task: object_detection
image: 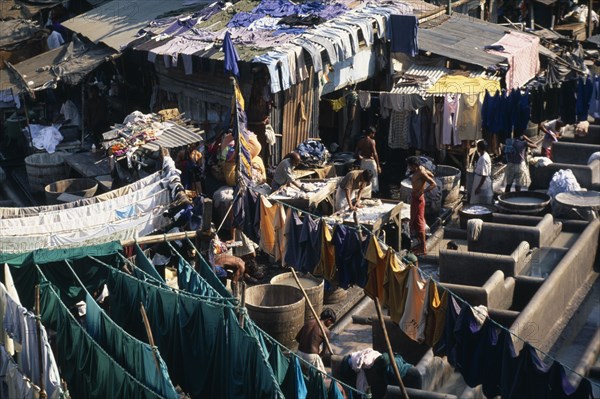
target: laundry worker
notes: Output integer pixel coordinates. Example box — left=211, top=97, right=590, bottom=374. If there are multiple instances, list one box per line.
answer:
left=175, top=142, right=203, bottom=192
left=504, top=135, right=536, bottom=193
left=406, top=156, right=437, bottom=256
left=540, top=118, right=564, bottom=159
left=271, top=151, right=303, bottom=191
left=208, top=229, right=246, bottom=286
left=57, top=98, right=81, bottom=128
left=471, top=140, right=493, bottom=205
left=335, top=169, right=373, bottom=211
left=295, top=308, right=336, bottom=374
left=355, top=126, right=381, bottom=193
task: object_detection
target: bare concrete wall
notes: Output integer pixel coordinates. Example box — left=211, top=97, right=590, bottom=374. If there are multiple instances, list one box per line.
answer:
left=509, top=220, right=600, bottom=352
left=552, top=142, right=600, bottom=165
left=439, top=242, right=530, bottom=285
left=531, top=160, right=600, bottom=189
left=468, top=214, right=561, bottom=253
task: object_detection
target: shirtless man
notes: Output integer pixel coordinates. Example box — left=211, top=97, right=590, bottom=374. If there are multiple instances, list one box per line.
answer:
left=355, top=127, right=381, bottom=192
left=407, top=156, right=437, bottom=255
left=295, top=308, right=336, bottom=373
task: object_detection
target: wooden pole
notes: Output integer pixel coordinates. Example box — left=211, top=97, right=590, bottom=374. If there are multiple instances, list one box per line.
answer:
left=34, top=285, right=47, bottom=399
left=81, top=84, right=85, bottom=149
left=121, top=230, right=197, bottom=247
left=239, top=281, right=246, bottom=328
left=588, top=0, right=594, bottom=38
left=140, top=303, right=161, bottom=373
left=374, top=297, right=409, bottom=399
left=288, top=268, right=334, bottom=356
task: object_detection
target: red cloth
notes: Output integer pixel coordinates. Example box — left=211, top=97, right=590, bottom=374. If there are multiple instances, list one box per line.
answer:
left=410, top=191, right=426, bottom=235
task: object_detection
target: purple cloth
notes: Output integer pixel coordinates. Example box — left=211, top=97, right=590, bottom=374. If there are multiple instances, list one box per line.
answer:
left=223, top=31, right=240, bottom=78
left=227, top=0, right=347, bottom=28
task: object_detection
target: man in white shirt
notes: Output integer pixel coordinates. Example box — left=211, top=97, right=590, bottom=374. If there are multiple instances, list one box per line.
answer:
left=470, top=140, right=493, bottom=205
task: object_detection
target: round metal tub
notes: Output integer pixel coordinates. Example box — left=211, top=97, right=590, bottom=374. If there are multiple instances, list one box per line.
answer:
left=554, top=190, right=600, bottom=221
left=270, top=272, right=324, bottom=322
left=245, top=284, right=305, bottom=350
left=459, top=204, right=497, bottom=229
left=497, top=191, right=551, bottom=215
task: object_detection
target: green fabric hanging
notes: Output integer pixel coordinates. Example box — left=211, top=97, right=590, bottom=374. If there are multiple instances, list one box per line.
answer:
left=306, top=368, right=327, bottom=399
left=281, top=357, right=307, bottom=399
left=38, top=281, right=165, bottom=399
left=2, top=242, right=120, bottom=310
left=268, top=344, right=290, bottom=386
left=135, top=244, right=165, bottom=283
left=107, top=266, right=283, bottom=399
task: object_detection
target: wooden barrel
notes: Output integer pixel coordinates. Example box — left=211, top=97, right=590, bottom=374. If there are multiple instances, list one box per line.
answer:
left=271, top=272, right=324, bottom=322
left=435, top=165, right=461, bottom=206
left=25, top=153, right=69, bottom=193
left=44, top=178, right=98, bottom=205
left=246, top=284, right=305, bottom=350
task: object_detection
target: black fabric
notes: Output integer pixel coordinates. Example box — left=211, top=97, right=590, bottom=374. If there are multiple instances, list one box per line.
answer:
left=544, top=86, right=561, bottom=120
left=278, top=14, right=326, bottom=26
left=529, top=86, right=545, bottom=124
left=560, top=79, right=577, bottom=124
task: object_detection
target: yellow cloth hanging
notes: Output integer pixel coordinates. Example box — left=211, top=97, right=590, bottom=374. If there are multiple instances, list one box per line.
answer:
left=313, top=220, right=336, bottom=282
left=381, top=252, right=410, bottom=323
left=364, top=236, right=388, bottom=300
left=329, top=97, right=346, bottom=112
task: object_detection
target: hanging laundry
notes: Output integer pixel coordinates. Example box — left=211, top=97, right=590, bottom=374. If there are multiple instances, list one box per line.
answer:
left=364, top=235, right=388, bottom=300
left=381, top=252, right=410, bottom=324
left=298, top=213, right=321, bottom=273
left=358, top=91, right=371, bottom=109
left=390, top=15, right=418, bottom=56
left=388, top=110, right=411, bottom=149
left=589, top=75, right=600, bottom=119
left=576, top=76, right=593, bottom=122
left=544, top=86, right=561, bottom=120
left=529, top=85, right=545, bottom=124
left=306, top=367, right=327, bottom=398
left=281, top=356, right=307, bottom=399
left=457, top=93, right=482, bottom=141
left=333, top=225, right=368, bottom=289
left=284, top=209, right=304, bottom=268
left=418, top=281, right=447, bottom=347
left=398, top=267, right=427, bottom=341
left=0, top=345, right=42, bottom=399
left=511, top=89, right=531, bottom=134
left=260, top=196, right=279, bottom=258
left=560, top=79, right=577, bottom=124
left=2, top=282, right=63, bottom=399
left=313, top=220, right=336, bottom=282
left=268, top=344, right=289, bottom=385
left=329, top=96, right=346, bottom=112
left=442, top=94, right=461, bottom=146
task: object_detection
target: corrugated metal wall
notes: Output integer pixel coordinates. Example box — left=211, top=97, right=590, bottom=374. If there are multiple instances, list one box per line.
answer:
left=272, top=68, right=320, bottom=161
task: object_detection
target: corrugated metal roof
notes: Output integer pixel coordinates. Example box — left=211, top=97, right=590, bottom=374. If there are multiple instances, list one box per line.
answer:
left=390, top=65, right=449, bottom=95
left=387, top=66, right=500, bottom=96
left=142, top=124, right=204, bottom=151
left=62, top=0, right=198, bottom=51
left=419, top=15, right=511, bottom=68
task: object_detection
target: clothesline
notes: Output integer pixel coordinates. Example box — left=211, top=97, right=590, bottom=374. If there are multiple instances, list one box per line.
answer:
left=253, top=188, right=600, bottom=390
left=126, top=237, right=372, bottom=399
